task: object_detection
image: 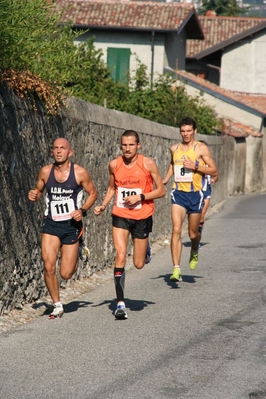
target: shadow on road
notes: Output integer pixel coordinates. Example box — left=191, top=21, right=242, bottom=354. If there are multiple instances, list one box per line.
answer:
left=183, top=241, right=209, bottom=249
left=92, top=297, right=156, bottom=315
left=63, top=301, right=93, bottom=313
left=32, top=300, right=93, bottom=316
left=154, top=273, right=203, bottom=288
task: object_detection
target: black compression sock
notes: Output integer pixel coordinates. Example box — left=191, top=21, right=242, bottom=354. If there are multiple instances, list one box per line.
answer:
left=114, top=267, right=125, bottom=302
left=198, top=222, right=204, bottom=234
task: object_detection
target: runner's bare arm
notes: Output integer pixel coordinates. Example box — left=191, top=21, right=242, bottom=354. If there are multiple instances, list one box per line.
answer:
left=71, top=166, right=97, bottom=221
left=200, top=144, right=218, bottom=177
left=182, top=142, right=218, bottom=178
left=143, top=158, right=166, bottom=201
left=94, top=160, right=116, bottom=215
left=162, top=146, right=175, bottom=184
left=28, top=166, right=49, bottom=202
left=77, top=167, right=98, bottom=210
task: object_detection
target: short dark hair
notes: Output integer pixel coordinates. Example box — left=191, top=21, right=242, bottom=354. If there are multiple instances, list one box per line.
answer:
left=179, top=117, right=197, bottom=130
left=121, top=130, right=140, bottom=144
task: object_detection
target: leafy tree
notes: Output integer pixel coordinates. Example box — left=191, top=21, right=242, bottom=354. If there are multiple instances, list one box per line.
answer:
left=1, top=0, right=94, bottom=84
left=121, top=66, right=178, bottom=126
left=0, top=0, right=220, bottom=132
left=0, top=0, right=112, bottom=112
left=199, top=0, right=247, bottom=16
left=226, top=0, right=249, bottom=16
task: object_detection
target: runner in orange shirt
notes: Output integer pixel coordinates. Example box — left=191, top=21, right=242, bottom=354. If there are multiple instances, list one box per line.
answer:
left=94, top=130, right=165, bottom=319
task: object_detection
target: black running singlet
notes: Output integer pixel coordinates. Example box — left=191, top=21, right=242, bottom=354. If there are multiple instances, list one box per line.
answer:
left=44, top=163, right=83, bottom=221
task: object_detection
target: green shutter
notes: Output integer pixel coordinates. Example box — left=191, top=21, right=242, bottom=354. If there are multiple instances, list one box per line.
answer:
left=107, top=48, right=130, bottom=84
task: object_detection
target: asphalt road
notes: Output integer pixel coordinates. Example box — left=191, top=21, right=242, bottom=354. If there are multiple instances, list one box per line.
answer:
left=1, top=193, right=266, bottom=399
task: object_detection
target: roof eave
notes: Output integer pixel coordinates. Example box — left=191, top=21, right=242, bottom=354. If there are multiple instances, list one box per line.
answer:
left=61, top=5, right=204, bottom=37
left=72, top=24, right=192, bottom=33
left=178, top=10, right=205, bottom=40
left=189, top=20, right=266, bottom=60
left=176, top=72, right=266, bottom=118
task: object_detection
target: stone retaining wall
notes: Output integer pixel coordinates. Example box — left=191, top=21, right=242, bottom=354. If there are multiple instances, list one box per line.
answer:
left=0, top=85, right=238, bottom=314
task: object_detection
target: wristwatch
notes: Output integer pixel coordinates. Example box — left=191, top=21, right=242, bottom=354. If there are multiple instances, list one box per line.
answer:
left=140, top=194, right=145, bottom=202
left=80, top=208, right=87, bottom=217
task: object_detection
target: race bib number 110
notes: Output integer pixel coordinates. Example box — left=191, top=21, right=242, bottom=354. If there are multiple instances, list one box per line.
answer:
left=117, top=187, right=142, bottom=209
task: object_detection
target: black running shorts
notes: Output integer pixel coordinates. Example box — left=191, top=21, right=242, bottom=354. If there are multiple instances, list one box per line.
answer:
left=42, top=218, right=83, bottom=245
left=112, top=214, right=153, bottom=239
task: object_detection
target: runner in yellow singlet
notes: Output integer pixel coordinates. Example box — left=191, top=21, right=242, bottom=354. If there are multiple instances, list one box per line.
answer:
left=163, top=117, right=218, bottom=282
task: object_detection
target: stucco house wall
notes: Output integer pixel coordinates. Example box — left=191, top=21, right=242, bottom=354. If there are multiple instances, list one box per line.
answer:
left=263, top=130, right=266, bottom=189
left=233, top=138, right=246, bottom=195
left=220, top=30, right=266, bottom=94
left=165, top=30, right=186, bottom=71
left=245, top=136, right=264, bottom=193
left=75, top=30, right=170, bottom=78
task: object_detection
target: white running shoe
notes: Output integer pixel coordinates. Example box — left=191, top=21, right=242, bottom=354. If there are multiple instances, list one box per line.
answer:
left=48, top=304, right=64, bottom=319
left=79, top=240, right=90, bottom=262
left=114, top=302, right=128, bottom=320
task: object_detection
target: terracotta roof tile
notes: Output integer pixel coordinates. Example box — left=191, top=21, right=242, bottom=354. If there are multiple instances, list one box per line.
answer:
left=231, top=92, right=266, bottom=115
left=176, top=70, right=266, bottom=116
left=56, top=0, right=196, bottom=30
left=187, top=15, right=266, bottom=57
left=222, top=119, right=263, bottom=138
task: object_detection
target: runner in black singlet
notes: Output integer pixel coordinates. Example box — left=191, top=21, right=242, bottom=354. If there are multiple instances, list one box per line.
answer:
left=28, top=138, right=97, bottom=319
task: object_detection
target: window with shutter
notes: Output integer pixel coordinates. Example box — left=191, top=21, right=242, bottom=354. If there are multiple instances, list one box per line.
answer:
left=107, top=48, right=131, bottom=84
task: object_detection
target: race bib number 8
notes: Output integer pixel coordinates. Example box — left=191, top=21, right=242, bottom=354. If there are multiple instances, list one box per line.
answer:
left=174, top=165, right=193, bottom=182
left=117, top=187, right=142, bottom=209
left=51, top=198, right=75, bottom=221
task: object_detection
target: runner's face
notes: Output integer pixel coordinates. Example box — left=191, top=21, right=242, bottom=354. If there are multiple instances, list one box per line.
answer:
left=52, top=139, right=72, bottom=164
left=180, top=124, right=196, bottom=144
left=121, top=136, right=140, bottom=161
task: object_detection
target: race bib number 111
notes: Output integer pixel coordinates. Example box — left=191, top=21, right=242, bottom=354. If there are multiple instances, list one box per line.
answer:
left=51, top=198, right=75, bottom=221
